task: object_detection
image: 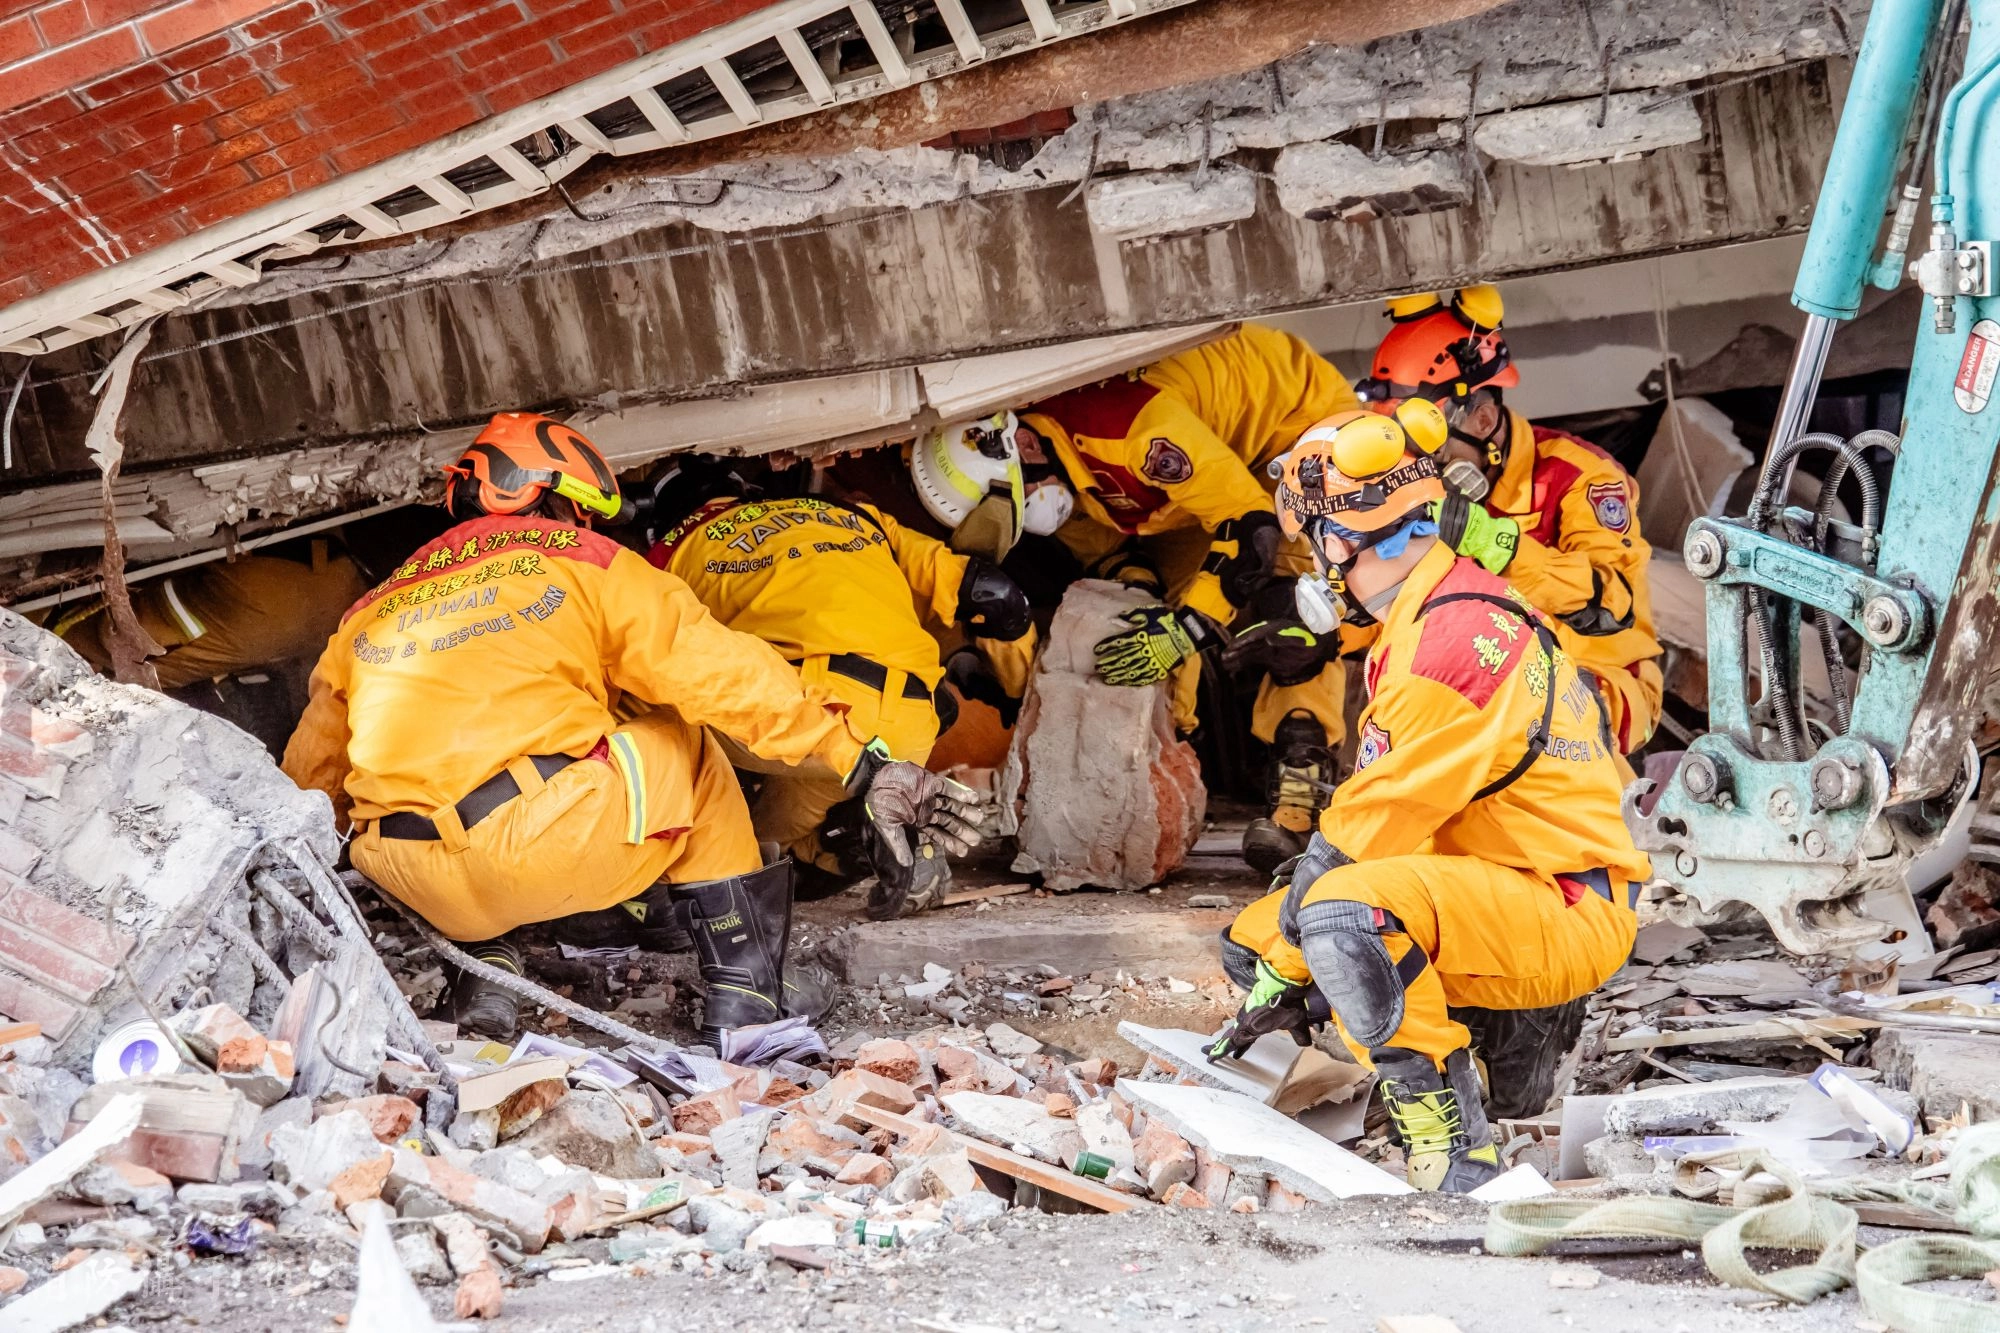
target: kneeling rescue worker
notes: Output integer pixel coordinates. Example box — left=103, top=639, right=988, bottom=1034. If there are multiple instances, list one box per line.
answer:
left=282, top=413, right=981, bottom=1044
left=644, top=456, right=1036, bottom=918
left=1208, top=400, right=1647, bottom=1193
left=911, top=325, right=1364, bottom=873
left=1359, top=284, right=1664, bottom=758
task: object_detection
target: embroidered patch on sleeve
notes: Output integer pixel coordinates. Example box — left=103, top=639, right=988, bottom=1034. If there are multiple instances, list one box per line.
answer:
left=1586, top=481, right=1631, bottom=533
left=1140, top=437, right=1194, bottom=485
left=1355, top=718, right=1393, bottom=770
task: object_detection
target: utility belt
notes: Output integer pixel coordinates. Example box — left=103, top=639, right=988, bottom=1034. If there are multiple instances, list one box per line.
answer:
left=823, top=652, right=935, bottom=702
left=376, top=752, right=585, bottom=841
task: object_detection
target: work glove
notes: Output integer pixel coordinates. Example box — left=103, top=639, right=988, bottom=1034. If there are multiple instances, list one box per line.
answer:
left=1430, top=492, right=1519, bottom=575
left=1093, top=604, right=1210, bottom=687
left=1206, top=959, right=1315, bottom=1062
left=1220, top=618, right=1334, bottom=687
left=944, top=649, right=1021, bottom=728
left=846, top=741, right=987, bottom=863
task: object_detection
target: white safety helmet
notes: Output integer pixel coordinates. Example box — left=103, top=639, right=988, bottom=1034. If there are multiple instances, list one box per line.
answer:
left=912, top=412, right=1028, bottom=561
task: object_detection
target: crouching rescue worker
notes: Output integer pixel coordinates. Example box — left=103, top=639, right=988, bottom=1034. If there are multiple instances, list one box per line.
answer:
left=911, top=324, right=1364, bottom=873
left=1359, top=285, right=1664, bottom=757
left=281, top=413, right=982, bottom=1045
left=644, top=457, right=1037, bottom=918
left=1208, top=401, right=1646, bottom=1193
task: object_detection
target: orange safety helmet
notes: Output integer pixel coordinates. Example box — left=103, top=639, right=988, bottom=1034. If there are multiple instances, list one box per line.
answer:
left=1356, top=284, right=1518, bottom=408
left=1272, top=400, right=1450, bottom=540
left=443, top=412, right=629, bottom=526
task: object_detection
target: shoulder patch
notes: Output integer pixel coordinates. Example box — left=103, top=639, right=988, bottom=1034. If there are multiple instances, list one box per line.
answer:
left=1408, top=565, right=1534, bottom=708
left=1140, top=437, right=1194, bottom=485
left=1586, top=480, right=1632, bottom=533
left=1355, top=718, right=1392, bottom=770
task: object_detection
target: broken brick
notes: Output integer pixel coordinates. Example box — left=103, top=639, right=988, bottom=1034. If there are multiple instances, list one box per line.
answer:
left=766, top=1115, right=869, bottom=1165
left=855, top=1038, right=922, bottom=1087
left=1162, top=1182, right=1210, bottom=1208
left=329, top=1152, right=393, bottom=1211
left=1927, top=862, right=2000, bottom=950
left=807, top=1069, right=920, bottom=1130
left=1133, top=1121, right=1196, bottom=1196
left=320, top=1094, right=420, bottom=1146
left=216, top=1037, right=295, bottom=1108
left=455, top=1265, right=504, bottom=1320
left=0, top=1265, right=23, bottom=1294
left=670, top=1087, right=742, bottom=1137
left=835, top=1154, right=894, bottom=1188
left=1043, top=1093, right=1076, bottom=1119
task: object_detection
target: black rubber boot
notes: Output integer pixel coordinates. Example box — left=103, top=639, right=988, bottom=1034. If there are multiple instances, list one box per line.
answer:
left=865, top=826, right=951, bottom=921
left=1453, top=997, right=1589, bottom=1119
left=669, top=861, right=794, bottom=1048
left=1374, top=1046, right=1504, bottom=1194
left=1242, top=713, right=1337, bottom=878
left=448, top=940, right=526, bottom=1043
left=547, top=893, right=690, bottom=953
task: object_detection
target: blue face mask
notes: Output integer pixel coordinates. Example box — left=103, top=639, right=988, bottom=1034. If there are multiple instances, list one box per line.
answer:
left=1321, top=516, right=1439, bottom=563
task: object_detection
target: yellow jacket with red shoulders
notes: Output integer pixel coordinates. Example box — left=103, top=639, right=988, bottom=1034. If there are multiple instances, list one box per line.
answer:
left=1021, top=324, right=1359, bottom=624
left=1488, top=410, right=1663, bottom=749
left=646, top=495, right=1038, bottom=699
left=281, top=515, right=867, bottom=831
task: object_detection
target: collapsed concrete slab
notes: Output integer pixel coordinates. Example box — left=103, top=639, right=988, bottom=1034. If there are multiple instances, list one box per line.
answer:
left=0, top=609, right=432, bottom=1099
left=1870, top=1027, right=2000, bottom=1122
left=1001, top=581, right=1205, bottom=892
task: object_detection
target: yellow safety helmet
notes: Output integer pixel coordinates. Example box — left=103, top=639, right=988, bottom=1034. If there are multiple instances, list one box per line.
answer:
left=1271, top=400, right=1450, bottom=539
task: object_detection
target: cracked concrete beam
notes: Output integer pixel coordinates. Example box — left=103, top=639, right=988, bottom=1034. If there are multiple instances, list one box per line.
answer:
left=1474, top=93, right=1704, bottom=167
left=1272, top=143, right=1473, bottom=221
left=1085, top=168, right=1258, bottom=241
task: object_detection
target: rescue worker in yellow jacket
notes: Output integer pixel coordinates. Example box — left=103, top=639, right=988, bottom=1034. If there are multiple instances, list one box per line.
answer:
left=1208, top=402, right=1646, bottom=1193
left=1357, top=285, right=1664, bottom=756
left=910, top=324, right=1363, bottom=874
left=56, top=544, right=370, bottom=692
left=282, top=413, right=981, bottom=1044
left=643, top=457, right=1037, bottom=918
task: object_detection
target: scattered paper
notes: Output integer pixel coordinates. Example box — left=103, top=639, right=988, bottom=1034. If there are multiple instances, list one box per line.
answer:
left=4, top=1252, right=147, bottom=1333
left=1808, top=1064, right=1916, bottom=1155
left=1117, top=1078, right=1413, bottom=1200
left=509, top=1033, right=636, bottom=1087
left=720, top=1015, right=827, bottom=1067
left=456, top=1057, right=571, bottom=1114
left=1467, top=1162, right=1554, bottom=1202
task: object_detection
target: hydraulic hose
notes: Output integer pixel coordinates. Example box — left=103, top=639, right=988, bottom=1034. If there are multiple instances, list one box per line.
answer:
left=1749, top=431, right=1882, bottom=531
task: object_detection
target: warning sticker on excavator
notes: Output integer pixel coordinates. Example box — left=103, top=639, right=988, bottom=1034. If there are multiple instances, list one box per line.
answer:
left=1954, top=318, right=2000, bottom=413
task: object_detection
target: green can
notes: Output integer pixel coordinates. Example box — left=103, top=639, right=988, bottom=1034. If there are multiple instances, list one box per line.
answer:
left=1071, top=1151, right=1114, bottom=1180
left=853, top=1219, right=900, bottom=1248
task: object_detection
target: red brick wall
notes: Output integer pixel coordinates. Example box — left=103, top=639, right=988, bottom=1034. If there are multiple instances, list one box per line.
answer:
left=0, top=0, right=776, bottom=310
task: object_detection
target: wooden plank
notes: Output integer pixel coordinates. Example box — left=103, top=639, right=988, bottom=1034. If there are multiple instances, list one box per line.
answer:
left=1605, top=1016, right=1876, bottom=1052
left=842, top=1102, right=1149, bottom=1213
left=938, top=881, right=1034, bottom=908
left=1850, top=1202, right=1969, bottom=1233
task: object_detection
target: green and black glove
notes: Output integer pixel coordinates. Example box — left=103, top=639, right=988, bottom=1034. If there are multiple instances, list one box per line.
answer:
left=1206, top=959, right=1315, bottom=1061
left=1431, top=492, right=1520, bottom=575
left=1094, top=604, right=1211, bottom=687
left=1220, top=618, right=1334, bottom=686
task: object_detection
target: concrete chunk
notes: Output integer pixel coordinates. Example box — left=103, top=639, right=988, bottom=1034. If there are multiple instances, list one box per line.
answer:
left=1599, top=1075, right=1914, bottom=1136
left=1871, top=1028, right=2000, bottom=1121
left=942, top=1091, right=1083, bottom=1165
left=504, top=1089, right=659, bottom=1179
left=1000, top=581, right=1204, bottom=891
left=1273, top=141, right=1470, bottom=221
left=1117, top=1079, right=1412, bottom=1202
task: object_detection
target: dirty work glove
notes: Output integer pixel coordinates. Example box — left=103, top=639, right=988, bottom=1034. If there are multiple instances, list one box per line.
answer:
left=1093, top=604, right=1210, bottom=687
left=846, top=740, right=987, bottom=863
left=1430, top=493, right=1519, bottom=575
left=944, top=649, right=1020, bottom=728
left=1206, top=959, right=1314, bottom=1062
left=1221, top=618, right=1334, bottom=686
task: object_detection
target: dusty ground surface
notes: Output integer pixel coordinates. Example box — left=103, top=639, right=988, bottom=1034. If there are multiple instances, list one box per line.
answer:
left=139, top=1195, right=1884, bottom=1332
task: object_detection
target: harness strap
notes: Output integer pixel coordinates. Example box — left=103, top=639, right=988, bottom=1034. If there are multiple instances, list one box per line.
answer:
left=1415, top=590, right=1562, bottom=802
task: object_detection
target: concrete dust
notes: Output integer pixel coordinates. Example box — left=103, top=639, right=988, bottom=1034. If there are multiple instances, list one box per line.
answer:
left=144, top=1198, right=1870, bottom=1332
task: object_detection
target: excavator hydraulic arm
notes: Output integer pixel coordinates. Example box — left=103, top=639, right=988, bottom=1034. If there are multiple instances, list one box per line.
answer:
left=1630, top=0, right=2000, bottom=953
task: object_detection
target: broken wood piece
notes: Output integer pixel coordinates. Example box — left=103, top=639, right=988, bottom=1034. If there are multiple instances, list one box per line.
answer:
left=837, top=1101, right=1148, bottom=1214
left=1846, top=1201, right=1969, bottom=1233
left=1604, top=1016, right=1876, bottom=1052
left=938, top=881, right=1034, bottom=908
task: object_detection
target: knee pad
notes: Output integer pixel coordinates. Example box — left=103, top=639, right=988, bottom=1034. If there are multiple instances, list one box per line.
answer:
left=1217, top=930, right=1259, bottom=990
left=1295, top=898, right=1405, bottom=1049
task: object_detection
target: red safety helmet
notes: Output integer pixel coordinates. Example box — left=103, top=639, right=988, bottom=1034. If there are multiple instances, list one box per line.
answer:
left=443, top=412, right=629, bottom=526
left=1356, top=284, right=1519, bottom=409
